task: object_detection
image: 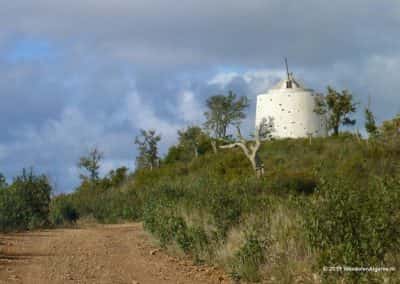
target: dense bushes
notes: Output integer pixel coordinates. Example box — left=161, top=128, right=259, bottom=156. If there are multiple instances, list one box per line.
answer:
left=49, top=194, right=79, bottom=226
left=0, top=166, right=139, bottom=231
left=140, top=176, right=275, bottom=280
left=0, top=169, right=52, bottom=231
left=71, top=180, right=141, bottom=223
left=66, top=167, right=143, bottom=223
left=305, top=175, right=400, bottom=282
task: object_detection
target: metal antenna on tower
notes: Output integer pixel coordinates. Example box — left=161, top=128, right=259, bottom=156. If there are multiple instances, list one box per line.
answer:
left=284, top=58, right=292, bottom=88
left=285, top=57, right=290, bottom=81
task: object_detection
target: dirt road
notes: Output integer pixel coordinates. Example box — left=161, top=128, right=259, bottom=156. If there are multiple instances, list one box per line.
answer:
left=0, top=223, right=227, bottom=284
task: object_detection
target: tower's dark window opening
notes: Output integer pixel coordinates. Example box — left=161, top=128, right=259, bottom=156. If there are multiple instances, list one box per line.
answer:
left=286, top=81, right=292, bottom=88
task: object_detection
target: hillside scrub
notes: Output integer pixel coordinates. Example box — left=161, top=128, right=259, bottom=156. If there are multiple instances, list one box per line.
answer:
left=58, top=134, right=399, bottom=282
left=305, top=175, right=400, bottom=283
left=4, top=133, right=398, bottom=282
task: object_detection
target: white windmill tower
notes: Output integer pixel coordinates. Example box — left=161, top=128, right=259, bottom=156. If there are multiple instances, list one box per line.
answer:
left=255, top=60, right=327, bottom=138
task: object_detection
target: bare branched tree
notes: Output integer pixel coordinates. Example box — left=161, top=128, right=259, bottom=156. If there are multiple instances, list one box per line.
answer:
left=219, top=117, right=274, bottom=177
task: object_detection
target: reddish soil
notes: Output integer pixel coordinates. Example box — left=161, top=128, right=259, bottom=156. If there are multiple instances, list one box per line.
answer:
left=0, top=223, right=228, bottom=284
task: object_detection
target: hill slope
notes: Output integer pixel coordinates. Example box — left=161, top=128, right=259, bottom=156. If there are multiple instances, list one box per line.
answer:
left=65, top=135, right=400, bottom=283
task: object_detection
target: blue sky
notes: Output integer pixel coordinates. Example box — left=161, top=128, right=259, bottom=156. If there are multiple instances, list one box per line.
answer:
left=6, top=39, right=54, bottom=62
left=0, top=0, right=400, bottom=192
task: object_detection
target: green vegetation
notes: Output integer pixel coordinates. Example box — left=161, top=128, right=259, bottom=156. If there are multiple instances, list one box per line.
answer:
left=314, top=86, right=357, bottom=135
left=49, top=194, right=79, bottom=226
left=78, top=147, right=103, bottom=182
left=1, top=91, right=400, bottom=282
left=40, top=130, right=396, bottom=283
left=133, top=134, right=400, bottom=283
left=365, top=107, right=378, bottom=138
left=135, top=129, right=161, bottom=170
left=305, top=175, right=400, bottom=283
left=204, top=91, right=249, bottom=139
left=0, top=169, right=52, bottom=231
left=177, top=126, right=209, bottom=160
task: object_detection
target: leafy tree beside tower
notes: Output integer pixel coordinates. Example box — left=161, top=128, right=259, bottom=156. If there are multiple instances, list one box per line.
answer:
left=314, top=86, right=357, bottom=136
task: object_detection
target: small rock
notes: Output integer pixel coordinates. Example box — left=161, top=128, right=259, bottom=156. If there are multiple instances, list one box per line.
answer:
left=132, top=281, right=139, bottom=284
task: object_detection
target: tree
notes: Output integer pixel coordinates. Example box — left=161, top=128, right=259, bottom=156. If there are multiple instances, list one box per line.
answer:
left=314, top=86, right=357, bottom=136
left=220, top=118, right=274, bottom=177
left=177, top=126, right=207, bottom=159
left=364, top=107, right=378, bottom=138
left=204, top=91, right=249, bottom=139
left=0, top=173, right=7, bottom=189
left=78, top=147, right=103, bottom=181
left=107, top=167, right=129, bottom=187
left=135, top=129, right=161, bottom=170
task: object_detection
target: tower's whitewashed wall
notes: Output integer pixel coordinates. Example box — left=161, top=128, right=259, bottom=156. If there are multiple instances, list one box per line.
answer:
left=255, top=76, right=327, bottom=138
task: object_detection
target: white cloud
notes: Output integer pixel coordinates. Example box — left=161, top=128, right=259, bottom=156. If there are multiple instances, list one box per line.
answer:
left=177, top=90, right=204, bottom=124
left=242, top=69, right=284, bottom=94
left=123, top=90, right=181, bottom=146
left=208, top=72, right=239, bottom=87
left=208, top=69, right=284, bottom=94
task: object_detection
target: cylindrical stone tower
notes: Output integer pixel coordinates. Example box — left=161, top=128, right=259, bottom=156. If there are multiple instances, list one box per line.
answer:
left=255, top=74, right=327, bottom=138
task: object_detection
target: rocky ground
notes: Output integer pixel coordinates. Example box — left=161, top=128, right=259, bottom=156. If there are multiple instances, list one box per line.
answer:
left=0, top=223, right=228, bottom=284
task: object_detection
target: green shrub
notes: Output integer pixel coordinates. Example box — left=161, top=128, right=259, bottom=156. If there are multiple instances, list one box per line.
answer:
left=305, top=175, right=400, bottom=282
left=185, top=226, right=210, bottom=262
left=49, top=194, right=79, bottom=225
left=0, top=187, right=24, bottom=231
left=230, top=233, right=266, bottom=282
left=268, top=170, right=317, bottom=195
left=209, top=190, right=242, bottom=239
left=0, top=169, right=52, bottom=231
left=70, top=178, right=142, bottom=223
